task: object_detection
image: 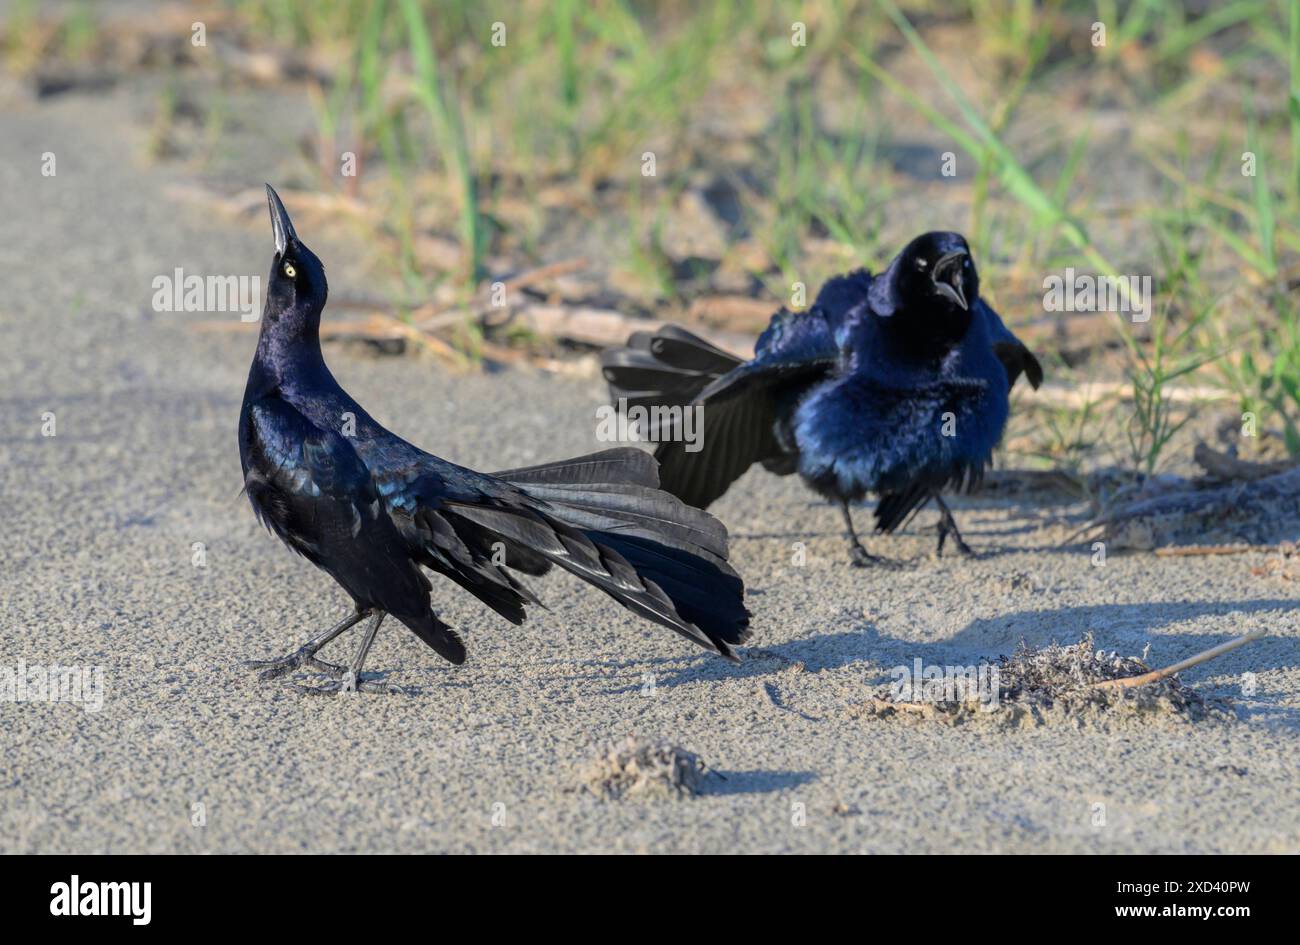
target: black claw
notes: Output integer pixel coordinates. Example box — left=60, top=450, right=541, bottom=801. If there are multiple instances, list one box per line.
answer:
left=849, top=543, right=874, bottom=567
left=243, top=648, right=319, bottom=680
left=850, top=544, right=906, bottom=569
left=291, top=675, right=404, bottom=696
left=244, top=609, right=381, bottom=688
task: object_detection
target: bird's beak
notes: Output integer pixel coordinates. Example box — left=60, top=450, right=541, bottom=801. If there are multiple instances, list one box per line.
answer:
left=265, top=183, right=298, bottom=256
left=931, top=250, right=968, bottom=310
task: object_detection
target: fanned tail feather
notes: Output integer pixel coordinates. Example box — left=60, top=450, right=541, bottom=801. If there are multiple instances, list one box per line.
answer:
left=480, top=446, right=751, bottom=660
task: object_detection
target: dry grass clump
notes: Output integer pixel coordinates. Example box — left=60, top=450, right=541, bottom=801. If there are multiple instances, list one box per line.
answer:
left=857, top=633, right=1230, bottom=729
left=995, top=635, right=1208, bottom=717
left=578, top=736, right=707, bottom=800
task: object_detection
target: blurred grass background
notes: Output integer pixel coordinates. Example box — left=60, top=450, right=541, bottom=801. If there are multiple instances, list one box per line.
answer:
left=6, top=0, right=1300, bottom=475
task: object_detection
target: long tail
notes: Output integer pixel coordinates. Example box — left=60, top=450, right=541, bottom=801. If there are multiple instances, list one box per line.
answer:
left=485, top=448, right=751, bottom=661
left=395, top=611, right=467, bottom=665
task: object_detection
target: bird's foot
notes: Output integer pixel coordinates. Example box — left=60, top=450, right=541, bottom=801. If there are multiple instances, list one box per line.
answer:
left=934, top=505, right=979, bottom=559
left=242, top=650, right=344, bottom=681
left=849, top=544, right=905, bottom=569
left=290, top=672, right=404, bottom=696
left=935, top=528, right=978, bottom=559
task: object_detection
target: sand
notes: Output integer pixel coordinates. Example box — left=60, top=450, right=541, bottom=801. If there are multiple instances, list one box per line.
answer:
left=2, top=82, right=1298, bottom=855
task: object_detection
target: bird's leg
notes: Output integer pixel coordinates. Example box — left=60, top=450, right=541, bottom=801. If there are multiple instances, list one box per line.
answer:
left=243, top=608, right=370, bottom=681
left=933, top=495, right=975, bottom=557
left=293, top=612, right=401, bottom=696
left=842, top=500, right=888, bottom=568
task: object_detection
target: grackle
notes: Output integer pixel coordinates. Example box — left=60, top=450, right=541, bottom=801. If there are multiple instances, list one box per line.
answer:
left=601, top=231, right=1042, bottom=565
left=240, top=186, right=749, bottom=694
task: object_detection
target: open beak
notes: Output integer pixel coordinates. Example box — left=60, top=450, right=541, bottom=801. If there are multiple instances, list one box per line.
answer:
left=265, top=183, right=298, bottom=256
left=931, top=250, right=968, bottom=310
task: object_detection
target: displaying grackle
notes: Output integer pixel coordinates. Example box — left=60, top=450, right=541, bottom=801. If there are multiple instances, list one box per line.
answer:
left=240, top=186, right=750, bottom=693
left=601, top=232, right=1042, bottom=565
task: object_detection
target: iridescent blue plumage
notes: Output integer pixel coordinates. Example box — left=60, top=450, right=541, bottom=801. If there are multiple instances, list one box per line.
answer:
left=601, top=231, right=1042, bottom=563
left=240, top=187, right=750, bottom=691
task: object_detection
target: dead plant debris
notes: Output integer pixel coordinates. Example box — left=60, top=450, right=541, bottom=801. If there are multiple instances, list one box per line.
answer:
left=578, top=736, right=708, bottom=801
left=1249, top=542, right=1300, bottom=581
left=853, top=633, right=1250, bottom=729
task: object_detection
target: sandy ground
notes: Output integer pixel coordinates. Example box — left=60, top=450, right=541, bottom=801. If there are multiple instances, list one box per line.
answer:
left=2, top=84, right=1299, bottom=855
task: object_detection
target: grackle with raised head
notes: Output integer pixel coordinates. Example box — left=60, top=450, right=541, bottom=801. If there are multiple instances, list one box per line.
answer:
left=600, top=232, right=1042, bottom=565
left=240, top=185, right=750, bottom=693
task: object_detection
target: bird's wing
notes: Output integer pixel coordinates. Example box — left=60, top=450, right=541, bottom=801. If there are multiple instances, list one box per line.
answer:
left=751, top=303, right=844, bottom=365
left=653, top=307, right=841, bottom=508
left=977, top=299, right=1043, bottom=390
left=352, top=443, right=551, bottom=626
left=601, top=325, right=745, bottom=411
left=807, top=268, right=874, bottom=327
left=240, top=394, right=387, bottom=567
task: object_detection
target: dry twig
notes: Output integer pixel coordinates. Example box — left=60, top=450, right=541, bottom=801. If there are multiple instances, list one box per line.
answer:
left=1153, top=544, right=1277, bottom=557
left=1193, top=443, right=1299, bottom=481
left=1088, top=631, right=1265, bottom=690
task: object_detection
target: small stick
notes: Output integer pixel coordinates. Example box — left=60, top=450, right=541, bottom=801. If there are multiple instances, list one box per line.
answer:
left=364, top=313, right=473, bottom=369
left=1029, top=380, right=1234, bottom=409
left=414, top=258, right=591, bottom=332
left=1193, top=442, right=1299, bottom=481
left=1089, top=631, right=1266, bottom=690
left=865, top=697, right=931, bottom=714
left=491, top=257, right=590, bottom=295
left=1154, top=544, right=1278, bottom=557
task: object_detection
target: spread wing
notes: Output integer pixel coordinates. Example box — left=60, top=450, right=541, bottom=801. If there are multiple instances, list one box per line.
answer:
left=977, top=299, right=1043, bottom=390
left=653, top=307, right=841, bottom=508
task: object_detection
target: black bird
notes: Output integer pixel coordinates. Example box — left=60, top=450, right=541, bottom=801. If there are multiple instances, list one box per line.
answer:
left=240, top=185, right=749, bottom=693
left=601, top=232, right=1042, bottom=565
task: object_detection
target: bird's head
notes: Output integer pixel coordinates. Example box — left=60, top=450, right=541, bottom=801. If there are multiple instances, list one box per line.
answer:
left=867, top=231, right=978, bottom=345
left=261, top=184, right=328, bottom=334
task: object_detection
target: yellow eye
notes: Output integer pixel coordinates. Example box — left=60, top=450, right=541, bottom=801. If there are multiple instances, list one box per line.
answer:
left=282, top=262, right=297, bottom=278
